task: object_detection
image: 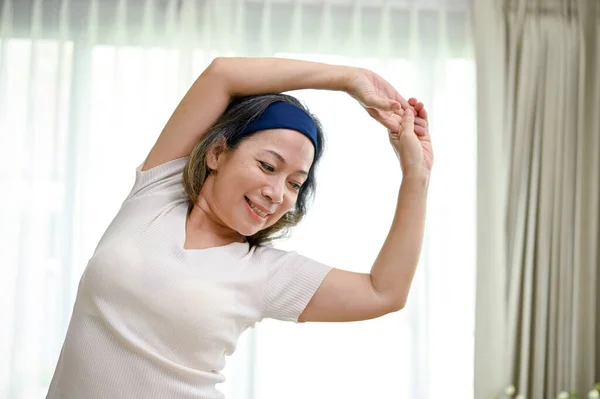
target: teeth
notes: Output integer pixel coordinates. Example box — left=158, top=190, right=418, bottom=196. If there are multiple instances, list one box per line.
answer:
left=251, top=203, right=266, bottom=217
left=247, top=198, right=267, bottom=218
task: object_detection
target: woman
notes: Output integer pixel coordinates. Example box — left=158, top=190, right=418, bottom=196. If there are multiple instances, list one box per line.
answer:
left=47, top=57, right=432, bottom=398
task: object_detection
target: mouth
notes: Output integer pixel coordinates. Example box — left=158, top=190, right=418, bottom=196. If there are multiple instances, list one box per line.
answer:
left=244, top=196, right=270, bottom=219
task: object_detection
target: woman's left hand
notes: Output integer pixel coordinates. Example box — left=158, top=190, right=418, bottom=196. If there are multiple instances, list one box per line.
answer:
left=389, top=98, right=433, bottom=176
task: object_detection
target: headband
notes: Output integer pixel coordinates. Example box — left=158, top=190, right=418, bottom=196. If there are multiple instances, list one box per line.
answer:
left=242, top=101, right=319, bottom=152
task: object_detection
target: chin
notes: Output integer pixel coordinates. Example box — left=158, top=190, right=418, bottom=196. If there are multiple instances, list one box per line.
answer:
left=236, top=228, right=258, bottom=238
left=238, top=220, right=277, bottom=240
left=233, top=221, right=263, bottom=238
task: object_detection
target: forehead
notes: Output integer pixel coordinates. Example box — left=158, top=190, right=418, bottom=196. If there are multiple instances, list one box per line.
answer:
left=241, top=129, right=315, bottom=167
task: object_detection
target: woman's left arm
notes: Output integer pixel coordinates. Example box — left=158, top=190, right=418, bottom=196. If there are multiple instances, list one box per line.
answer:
left=299, top=101, right=432, bottom=323
left=369, top=171, right=429, bottom=310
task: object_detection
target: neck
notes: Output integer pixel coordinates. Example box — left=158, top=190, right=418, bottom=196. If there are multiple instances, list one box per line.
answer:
left=185, top=202, right=245, bottom=249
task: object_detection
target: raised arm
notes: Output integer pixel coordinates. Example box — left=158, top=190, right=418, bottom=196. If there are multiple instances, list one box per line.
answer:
left=143, top=57, right=409, bottom=171
left=299, top=100, right=432, bottom=323
left=144, top=57, right=348, bottom=170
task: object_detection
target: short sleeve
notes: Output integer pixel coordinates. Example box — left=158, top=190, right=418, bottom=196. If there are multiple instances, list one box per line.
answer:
left=261, top=248, right=333, bottom=323
left=124, top=157, right=189, bottom=203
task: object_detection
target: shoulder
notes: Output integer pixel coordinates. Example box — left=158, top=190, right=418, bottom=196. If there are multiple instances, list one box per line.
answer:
left=250, top=244, right=307, bottom=267
left=250, top=244, right=332, bottom=282
left=251, top=244, right=333, bottom=322
left=125, top=156, right=189, bottom=202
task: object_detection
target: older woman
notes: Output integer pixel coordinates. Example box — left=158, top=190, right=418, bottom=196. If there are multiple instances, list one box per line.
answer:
left=47, top=57, right=432, bottom=399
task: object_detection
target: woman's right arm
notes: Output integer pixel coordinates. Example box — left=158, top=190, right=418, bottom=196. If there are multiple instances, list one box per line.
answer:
left=142, top=57, right=355, bottom=171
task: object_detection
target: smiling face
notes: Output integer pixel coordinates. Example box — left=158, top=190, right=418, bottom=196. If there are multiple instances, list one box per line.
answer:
left=197, top=128, right=315, bottom=238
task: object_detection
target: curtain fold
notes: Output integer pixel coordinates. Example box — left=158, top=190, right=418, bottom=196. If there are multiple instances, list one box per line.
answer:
left=474, top=0, right=600, bottom=398
left=472, top=1, right=509, bottom=398
left=0, top=1, right=476, bottom=398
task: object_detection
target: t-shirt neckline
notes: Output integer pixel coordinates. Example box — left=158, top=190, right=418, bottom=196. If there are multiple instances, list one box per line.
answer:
left=176, top=202, right=250, bottom=256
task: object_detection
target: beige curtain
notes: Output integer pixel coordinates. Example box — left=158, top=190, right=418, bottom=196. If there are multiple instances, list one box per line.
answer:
left=474, top=0, right=600, bottom=398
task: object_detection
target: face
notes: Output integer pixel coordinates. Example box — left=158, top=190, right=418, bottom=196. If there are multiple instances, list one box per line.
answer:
left=199, top=129, right=315, bottom=237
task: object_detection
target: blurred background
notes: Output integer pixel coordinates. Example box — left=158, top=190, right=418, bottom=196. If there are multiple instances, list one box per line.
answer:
left=0, top=0, right=597, bottom=398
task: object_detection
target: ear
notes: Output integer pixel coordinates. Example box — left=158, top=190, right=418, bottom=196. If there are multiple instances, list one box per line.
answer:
left=206, top=137, right=228, bottom=171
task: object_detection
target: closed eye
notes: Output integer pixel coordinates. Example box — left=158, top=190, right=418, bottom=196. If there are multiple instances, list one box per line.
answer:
left=259, top=161, right=275, bottom=173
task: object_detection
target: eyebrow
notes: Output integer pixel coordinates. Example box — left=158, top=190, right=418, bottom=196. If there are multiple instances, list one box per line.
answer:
left=263, top=149, right=309, bottom=176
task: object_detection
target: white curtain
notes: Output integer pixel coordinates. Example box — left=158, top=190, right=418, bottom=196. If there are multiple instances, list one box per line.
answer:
left=0, top=1, right=476, bottom=398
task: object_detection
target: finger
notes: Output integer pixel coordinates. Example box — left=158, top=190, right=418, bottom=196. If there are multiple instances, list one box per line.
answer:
left=392, top=113, right=403, bottom=130
left=368, top=95, right=402, bottom=112
left=415, top=117, right=428, bottom=128
left=415, top=102, right=424, bottom=112
left=382, top=115, right=401, bottom=132
left=367, top=108, right=401, bottom=132
left=406, top=98, right=418, bottom=115
left=385, top=99, right=402, bottom=112
left=401, top=108, right=415, bottom=136
left=418, top=107, right=428, bottom=120
left=396, top=96, right=411, bottom=110
left=415, top=125, right=427, bottom=136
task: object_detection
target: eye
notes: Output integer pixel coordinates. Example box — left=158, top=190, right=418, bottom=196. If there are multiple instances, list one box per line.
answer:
left=289, top=182, right=302, bottom=191
left=259, top=161, right=275, bottom=173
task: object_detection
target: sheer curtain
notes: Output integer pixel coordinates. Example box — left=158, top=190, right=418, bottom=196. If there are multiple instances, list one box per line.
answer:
left=0, top=1, right=476, bottom=398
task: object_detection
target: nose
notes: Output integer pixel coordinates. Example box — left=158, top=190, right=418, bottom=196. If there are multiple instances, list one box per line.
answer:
left=262, top=180, right=285, bottom=205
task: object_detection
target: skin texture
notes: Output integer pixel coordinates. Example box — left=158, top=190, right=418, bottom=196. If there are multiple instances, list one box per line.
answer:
left=184, top=129, right=314, bottom=250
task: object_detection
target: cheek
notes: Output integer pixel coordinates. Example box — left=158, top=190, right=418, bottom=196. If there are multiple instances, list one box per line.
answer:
left=285, top=194, right=298, bottom=211
left=218, top=163, right=252, bottom=190
left=214, top=164, right=263, bottom=206
left=274, top=196, right=298, bottom=219
left=211, top=174, right=242, bottom=214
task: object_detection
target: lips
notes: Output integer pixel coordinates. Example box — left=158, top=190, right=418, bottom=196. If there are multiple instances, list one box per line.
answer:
left=245, top=196, right=271, bottom=218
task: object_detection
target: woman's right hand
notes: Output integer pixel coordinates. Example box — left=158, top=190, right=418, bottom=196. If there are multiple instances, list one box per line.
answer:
left=346, top=67, right=411, bottom=132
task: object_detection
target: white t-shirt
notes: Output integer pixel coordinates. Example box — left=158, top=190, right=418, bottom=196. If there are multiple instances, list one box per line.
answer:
left=47, top=157, right=332, bottom=399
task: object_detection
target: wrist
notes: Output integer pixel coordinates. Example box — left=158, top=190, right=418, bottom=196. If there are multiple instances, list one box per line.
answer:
left=401, top=170, right=431, bottom=186
left=338, top=66, right=359, bottom=93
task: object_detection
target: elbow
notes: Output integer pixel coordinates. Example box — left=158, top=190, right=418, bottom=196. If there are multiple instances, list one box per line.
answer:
left=202, top=57, right=234, bottom=95
left=205, top=57, right=228, bottom=77
left=209, top=56, right=227, bottom=68
left=378, top=295, right=407, bottom=315
left=389, top=297, right=407, bottom=313
left=384, top=292, right=408, bottom=313
left=372, top=281, right=409, bottom=315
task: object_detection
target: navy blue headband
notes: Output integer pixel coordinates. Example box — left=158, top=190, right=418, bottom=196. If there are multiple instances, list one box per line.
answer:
left=242, top=101, right=319, bottom=151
